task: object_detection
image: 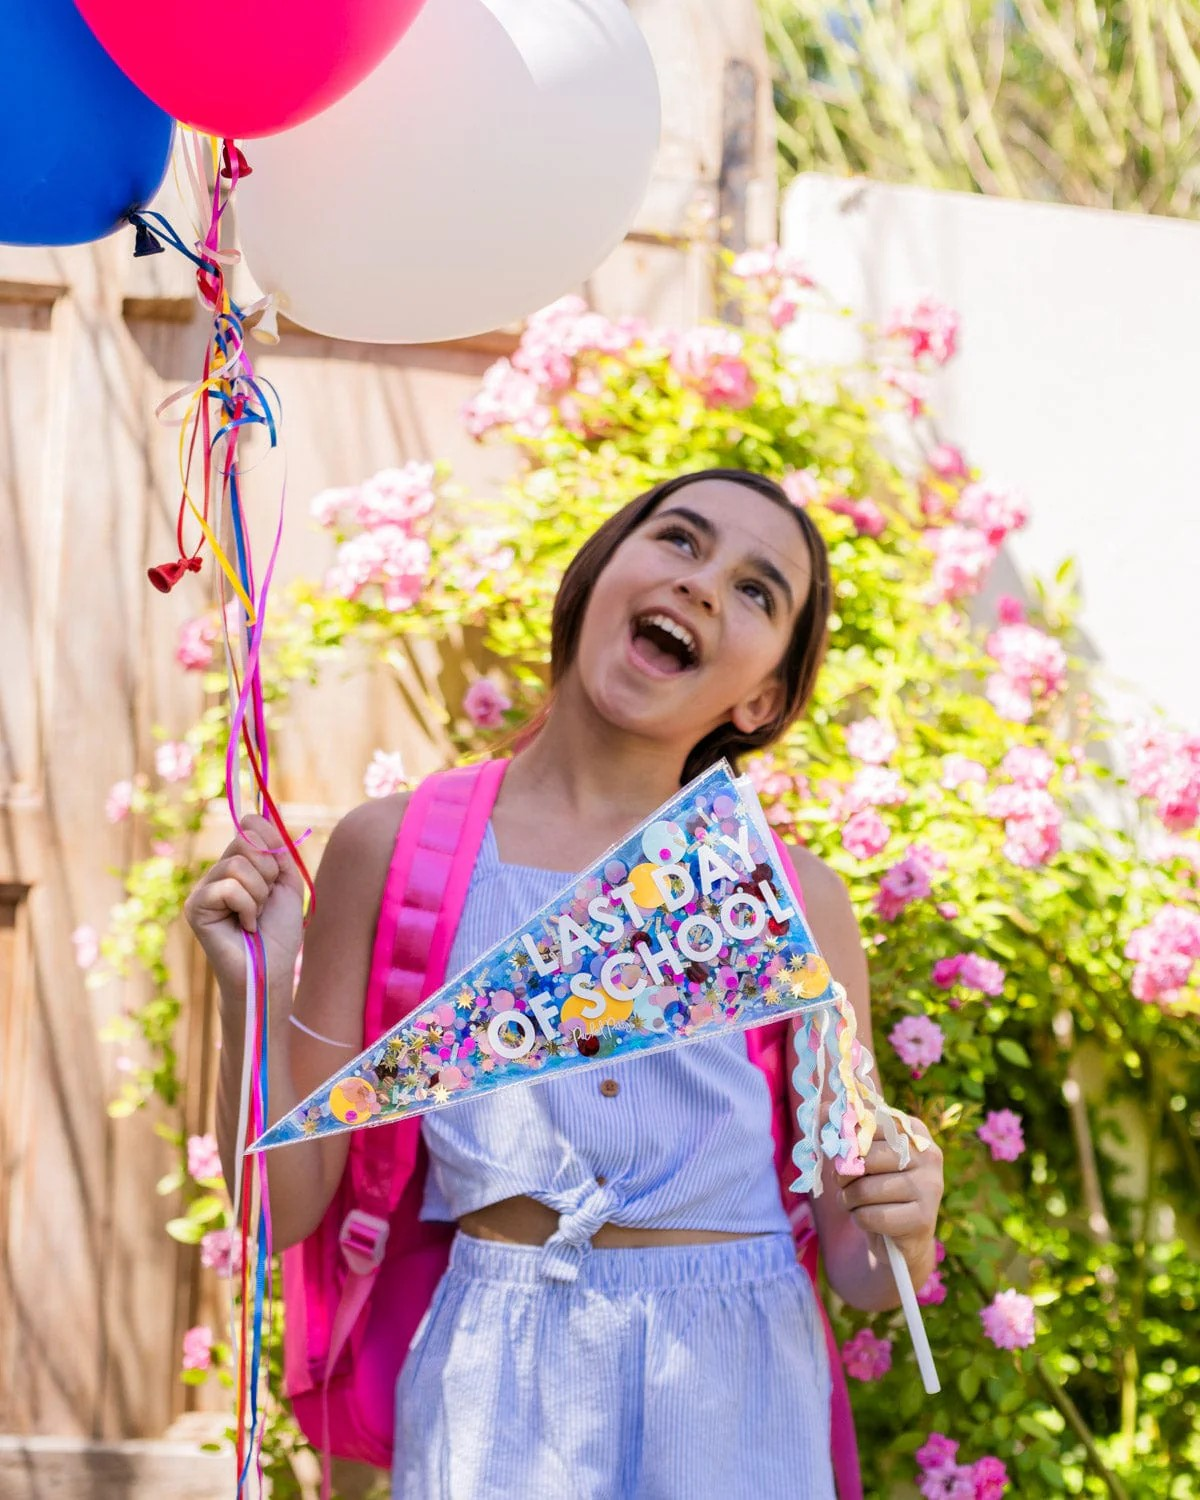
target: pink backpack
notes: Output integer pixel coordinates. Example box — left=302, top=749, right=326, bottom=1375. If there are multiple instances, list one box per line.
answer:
left=281, top=758, right=863, bottom=1499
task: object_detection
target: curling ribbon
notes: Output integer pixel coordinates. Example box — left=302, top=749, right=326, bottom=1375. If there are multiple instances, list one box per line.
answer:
left=130, top=133, right=311, bottom=1497
left=790, top=982, right=940, bottom=1394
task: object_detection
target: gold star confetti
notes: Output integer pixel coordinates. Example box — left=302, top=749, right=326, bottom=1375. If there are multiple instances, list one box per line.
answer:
left=455, top=987, right=475, bottom=1010
left=430, top=1084, right=451, bottom=1105
left=764, top=984, right=784, bottom=1006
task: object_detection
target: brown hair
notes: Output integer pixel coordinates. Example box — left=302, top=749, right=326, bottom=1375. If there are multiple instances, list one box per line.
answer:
left=520, top=468, right=831, bottom=784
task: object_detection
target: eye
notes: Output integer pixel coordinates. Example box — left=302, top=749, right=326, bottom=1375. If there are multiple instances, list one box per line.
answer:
left=656, top=524, right=697, bottom=554
left=740, top=579, right=774, bottom=613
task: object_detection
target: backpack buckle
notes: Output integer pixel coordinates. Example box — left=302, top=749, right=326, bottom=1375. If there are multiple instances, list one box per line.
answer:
left=339, top=1209, right=389, bottom=1276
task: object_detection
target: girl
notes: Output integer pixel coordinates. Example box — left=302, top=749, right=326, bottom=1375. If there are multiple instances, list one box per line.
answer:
left=186, top=468, right=944, bottom=1499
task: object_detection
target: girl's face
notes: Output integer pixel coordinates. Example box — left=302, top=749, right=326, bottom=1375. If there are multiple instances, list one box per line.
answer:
left=569, top=478, right=813, bottom=748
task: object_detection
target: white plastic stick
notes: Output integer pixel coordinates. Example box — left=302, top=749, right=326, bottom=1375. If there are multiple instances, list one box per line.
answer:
left=884, top=1234, right=940, bottom=1394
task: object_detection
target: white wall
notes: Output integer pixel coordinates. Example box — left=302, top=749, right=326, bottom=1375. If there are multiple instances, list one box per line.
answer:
left=782, top=174, right=1200, bottom=731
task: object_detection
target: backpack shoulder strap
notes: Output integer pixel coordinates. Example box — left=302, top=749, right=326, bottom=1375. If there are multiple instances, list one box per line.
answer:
left=320, top=759, right=511, bottom=1418
left=351, top=756, right=510, bottom=1212
left=764, top=827, right=864, bottom=1500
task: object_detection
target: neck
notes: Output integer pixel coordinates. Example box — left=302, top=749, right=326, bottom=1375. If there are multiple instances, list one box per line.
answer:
left=499, top=678, right=702, bottom=834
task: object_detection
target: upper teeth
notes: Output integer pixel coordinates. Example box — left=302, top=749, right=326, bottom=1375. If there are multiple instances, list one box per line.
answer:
left=640, top=613, right=698, bottom=662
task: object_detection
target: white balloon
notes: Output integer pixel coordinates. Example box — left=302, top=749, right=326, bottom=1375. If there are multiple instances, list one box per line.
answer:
left=236, top=0, right=661, bottom=344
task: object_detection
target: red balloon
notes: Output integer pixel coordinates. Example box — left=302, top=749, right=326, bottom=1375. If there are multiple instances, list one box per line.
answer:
left=72, top=0, right=430, bottom=138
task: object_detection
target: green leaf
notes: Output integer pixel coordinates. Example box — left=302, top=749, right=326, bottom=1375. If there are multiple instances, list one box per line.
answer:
left=957, top=1364, right=982, bottom=1402
left=165, top=1217, right=206, bottom=1245
left=995, top=1038, right=1031, bottom=1068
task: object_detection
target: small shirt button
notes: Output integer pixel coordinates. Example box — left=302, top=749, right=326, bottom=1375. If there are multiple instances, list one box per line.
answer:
left=599, top=1078, right=620, bottom=1098
left=596, top=1174, right=608, bottom=1186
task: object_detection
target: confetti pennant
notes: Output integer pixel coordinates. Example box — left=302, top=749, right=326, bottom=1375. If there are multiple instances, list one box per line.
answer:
left=251, top=761, right=842, bottom=1151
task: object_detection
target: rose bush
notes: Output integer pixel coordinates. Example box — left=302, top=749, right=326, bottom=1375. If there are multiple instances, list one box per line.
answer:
left=94, top=256, right=1200, bottom=1497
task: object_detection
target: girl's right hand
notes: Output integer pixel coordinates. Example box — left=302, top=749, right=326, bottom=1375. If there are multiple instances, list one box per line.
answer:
left=184, top=813, right=306, bottom=994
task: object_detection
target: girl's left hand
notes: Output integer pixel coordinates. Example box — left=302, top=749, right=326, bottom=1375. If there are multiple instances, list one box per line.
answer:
left=839, top=1128, right=944, bottom=1278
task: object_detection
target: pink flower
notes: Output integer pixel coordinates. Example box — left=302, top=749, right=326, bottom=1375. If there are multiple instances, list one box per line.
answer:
left=326, top=527, right=432, bottom=610
left=841, top=766, right=908, bottom=815
left=980, top=1288, right=1036, bottom=1349
left=199, top=1228, right=243, bottom=1280
left=702, top=355, right=757, bottom=409
left=916, top=1433, right=960, bottom=1475
left=826, top=494, right=887, bottom=538
left=72, top=925, right=100, bottom=970
left=920, top=1471, right=977, bottom=1500
left=352, top=463, right=436, bottom=530
left=669, top=328, right=757, bottom=409
left=960, top=954, right=1006, bottom=994
left=985, top=623, right=1067, bottom=722
left=463, top=358, right=551, bottom=440
left=743, top=751, right=799, bottom=801
left=874, top=851, right=934, bottom=921
left=781, top=470, right=819, bottom=508
left=940, top=754, right=987, bottom=791
left=1125, top=905, right=1200, bottom=1005
left=187, top=1133, right=223, bottom=1182
left=932, top=955, right=966, bottom=988
left=364, top=749, right=406, bottom=800
left=730, top=246, right=778, bottom=280
left=181, top=1325, right=214, bottom=1372
left=953, top=481, right=1029, bottom=545
left=882, top=365, right=932, bottom=418
left=977, top=1109, right=1025, bottom=1162
left=729, top=242, right=813, bottom=288
left=105, top=780, right=134, bottom=823
left=846, top=716, right=898, bottom=765
left=309, top=485, right=359, bottom=528
left=155, top=741, right=195, bottom=784
left=934, top=952, right=1006, bottom=996
left=841, top=1327, right=893, bottom=1381
left=984, top=784, right=1062, bottom=867
left=928, top=443, right=968, bottom=481
left=464, top=679, right=512, bottom=730
left=929, top=526, right=999, bottom=602
left=972, top=1456, right=1010, bottom=1499
left=917, top=1267, right=948, bottom=1305
left=996, top=594, right=1026, bottom=625
left=1125, top=721, right=1200, bottom=833
left=175, top=615, right=218, bottom=671
left=769, top=292, right=799, bottom=330
left=886, top=294, right=960, bottom=366
left=937, top=902, right=959, bottom=921
left=1000, top=745, right=1054, bottom=789
left=842, top=809, right=890, bottom=860
left=889, top=1014, right=944, bottom=1076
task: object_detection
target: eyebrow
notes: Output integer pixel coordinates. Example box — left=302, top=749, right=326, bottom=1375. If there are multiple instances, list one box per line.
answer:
left=653, top=505, right=798, bottom=615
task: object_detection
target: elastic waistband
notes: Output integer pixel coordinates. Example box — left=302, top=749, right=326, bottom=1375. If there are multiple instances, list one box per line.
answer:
left=447, top=1230, right=799, bottom=1291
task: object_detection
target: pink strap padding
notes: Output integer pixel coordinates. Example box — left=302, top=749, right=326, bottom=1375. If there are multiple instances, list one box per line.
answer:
left=350, top=760, right=508, bottom=1213
left=765, top=828, right=863, bottom=1500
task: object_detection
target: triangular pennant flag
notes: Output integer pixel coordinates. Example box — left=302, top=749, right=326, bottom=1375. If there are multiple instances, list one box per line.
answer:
left=251, top=760, right=840, bottom=1153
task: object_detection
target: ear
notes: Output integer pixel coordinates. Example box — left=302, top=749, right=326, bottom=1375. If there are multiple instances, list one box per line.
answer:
left=731, top=675, right=784, bottom=736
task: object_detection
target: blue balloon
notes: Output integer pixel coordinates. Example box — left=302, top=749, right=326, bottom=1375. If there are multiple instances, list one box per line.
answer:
left=0, top=0, right=174, bottom=246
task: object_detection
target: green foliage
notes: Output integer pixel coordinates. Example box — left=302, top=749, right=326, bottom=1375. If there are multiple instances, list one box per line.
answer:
left=98, top=259, right=1200, bottom=1496
left=762, top=0, right=1200, bottom=219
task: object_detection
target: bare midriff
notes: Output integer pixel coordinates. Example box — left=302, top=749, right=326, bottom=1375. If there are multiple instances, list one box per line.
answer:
left=457, top=1194, right=768, bottom=1248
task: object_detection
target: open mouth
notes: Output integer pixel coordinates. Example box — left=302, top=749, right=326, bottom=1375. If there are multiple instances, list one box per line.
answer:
left=629, top=612, right=701, bottom=675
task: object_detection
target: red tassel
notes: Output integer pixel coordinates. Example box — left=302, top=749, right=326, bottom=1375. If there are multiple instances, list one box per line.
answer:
left=147, top=555, right=203, bottom=593
left=221, top=142, right=252, bottom=180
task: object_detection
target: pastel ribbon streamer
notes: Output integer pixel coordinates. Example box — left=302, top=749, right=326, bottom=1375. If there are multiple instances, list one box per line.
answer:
left=791, top=982, right=940, bottom=1395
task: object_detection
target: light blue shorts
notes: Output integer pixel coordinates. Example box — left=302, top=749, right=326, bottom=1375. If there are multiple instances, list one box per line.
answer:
left=393, top=1230, right=835, bottom=1500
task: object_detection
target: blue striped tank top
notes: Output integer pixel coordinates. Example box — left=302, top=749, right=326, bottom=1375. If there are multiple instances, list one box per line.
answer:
left=419, top=819, right=792, bottom=1280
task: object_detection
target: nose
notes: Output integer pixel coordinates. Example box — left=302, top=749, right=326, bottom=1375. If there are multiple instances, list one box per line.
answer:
left=675, top=571, right=718, bottom=615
